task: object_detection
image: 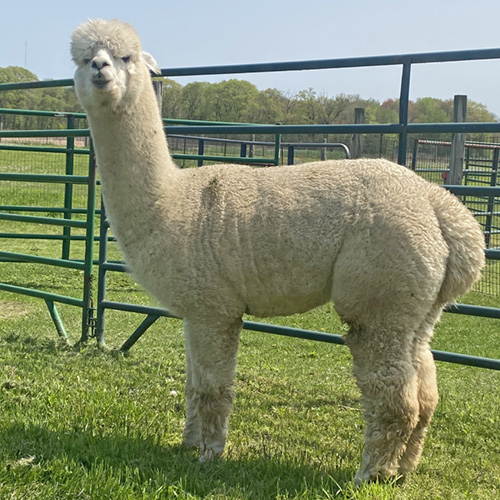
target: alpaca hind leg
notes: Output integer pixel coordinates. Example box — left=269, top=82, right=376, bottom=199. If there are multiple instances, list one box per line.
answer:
left=398, top=307, right=441, bottom=476
left=346, top=326, right=420, bottom=484
left=183, top=317, right=242, bottom=461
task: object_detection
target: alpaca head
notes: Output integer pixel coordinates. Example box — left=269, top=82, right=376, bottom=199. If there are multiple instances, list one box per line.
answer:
left=71, top=19, right=160, bottom=112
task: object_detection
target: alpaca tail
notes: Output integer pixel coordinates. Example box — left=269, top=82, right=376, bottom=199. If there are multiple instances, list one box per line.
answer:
left=429, top=187, right=485, bottom=303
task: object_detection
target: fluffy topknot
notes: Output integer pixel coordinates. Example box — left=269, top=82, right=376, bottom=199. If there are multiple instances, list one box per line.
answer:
left=71, top=19, right=142, bottom=65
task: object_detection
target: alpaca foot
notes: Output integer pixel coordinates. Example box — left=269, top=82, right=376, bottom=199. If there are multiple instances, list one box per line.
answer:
left=199, top=442, right=224, bottom=462
left=182, top=434, right=200, bottom=448
left=354, top=467, right=402, bottom=486
left=182, top=422, right=201, bottom=448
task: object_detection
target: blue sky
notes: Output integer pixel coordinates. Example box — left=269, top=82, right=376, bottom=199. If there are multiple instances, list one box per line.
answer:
left=2, top=0, right=500, bottom=116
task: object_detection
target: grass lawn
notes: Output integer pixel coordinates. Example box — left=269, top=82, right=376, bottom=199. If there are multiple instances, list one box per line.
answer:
left=1, top=145, right=499, bottom=498
left=0, top=263, right=499, bottom=499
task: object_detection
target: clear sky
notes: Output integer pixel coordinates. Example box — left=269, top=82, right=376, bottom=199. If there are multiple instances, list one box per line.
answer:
left=2, top=0, right=500, bottom=117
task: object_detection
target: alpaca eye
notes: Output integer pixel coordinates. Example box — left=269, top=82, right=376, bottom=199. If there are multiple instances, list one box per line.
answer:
left=122, top=56, right=131, bottom=63
left=83, top=59, right=90, bottom=65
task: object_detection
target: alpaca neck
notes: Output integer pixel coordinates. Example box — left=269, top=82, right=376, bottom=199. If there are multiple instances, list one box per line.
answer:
left=86, top=84, right=179, bottom=244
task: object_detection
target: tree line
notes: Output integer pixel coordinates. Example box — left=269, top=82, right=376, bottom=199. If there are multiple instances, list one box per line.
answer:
left=0, top=66, right=497, bottom=135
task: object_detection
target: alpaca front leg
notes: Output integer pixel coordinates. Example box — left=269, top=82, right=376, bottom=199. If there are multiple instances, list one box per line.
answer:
left=183, top=345, right=201, bottom=448
left=183, top=317, right=242, bottom=461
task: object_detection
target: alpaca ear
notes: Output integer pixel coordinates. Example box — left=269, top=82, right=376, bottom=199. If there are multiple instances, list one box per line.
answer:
left=142, top=51, right=161, bottom=75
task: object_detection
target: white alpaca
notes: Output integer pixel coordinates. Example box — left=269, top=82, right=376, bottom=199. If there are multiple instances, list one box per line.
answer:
left=71, top=19, right=485, bottom=482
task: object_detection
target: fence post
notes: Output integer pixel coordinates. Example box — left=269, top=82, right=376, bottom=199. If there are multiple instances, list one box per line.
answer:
left=79, top=141, right=97, bottom=344
left=398, top=63, right=411, bottom=166
left=352, top=108, right=365, bottom=158
left=320, top=137, right=327, bottom=161
left=249, top=134, right=255, bottom=158
left=447, top=95, right=467, bottom=185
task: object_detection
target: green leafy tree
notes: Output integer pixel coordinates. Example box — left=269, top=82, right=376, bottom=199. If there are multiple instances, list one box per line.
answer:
left=375, top=99, right=399, bottom=124
left=467, top=100, right=496, bottom=122
left=411, top=97, right=450, bottom=123
left=181, top=82, right=212, bottom=120
left=0, top=66, right=38, bottom=127
left=161, top=78, right=183, bottom=120
left=207, top=80, right=259, bottom=122
left=247, top=88, right=283, bottom=124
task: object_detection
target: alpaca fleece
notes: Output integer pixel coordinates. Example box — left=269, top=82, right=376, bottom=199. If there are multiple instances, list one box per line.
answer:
left=71, top=19, right=485, bottom=482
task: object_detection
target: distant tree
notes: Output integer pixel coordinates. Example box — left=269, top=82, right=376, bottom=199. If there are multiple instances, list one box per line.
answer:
left=181, top=82, right=212, bottom=120
left=0, top=66, right=37, bottom=84
left=467, top=100, right=496, bottom=122
left=375, top=99, right=399, bottom=124
left=278, top=90, right=299, bottom=124
left=247, top=88, right=283, bottom=124
left=411, top=97, right=449, bottom=123
left=207, top=80, right=259, bottom=122
left=0, top=66, right=38, bottom=116
left=161, top=78, right=183, bottom=120
left=296, top=88, right=319, bottom=123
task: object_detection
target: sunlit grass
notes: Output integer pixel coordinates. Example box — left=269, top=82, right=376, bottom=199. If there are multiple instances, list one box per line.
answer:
left=1, top=144, right=499, bottom=498
left=0, top=258, right=499, bottom=499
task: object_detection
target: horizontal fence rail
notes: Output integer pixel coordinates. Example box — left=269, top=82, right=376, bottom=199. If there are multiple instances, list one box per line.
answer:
left=2, top=47, right=500, bottom=90
left=3, top=122, right=500, bottom=139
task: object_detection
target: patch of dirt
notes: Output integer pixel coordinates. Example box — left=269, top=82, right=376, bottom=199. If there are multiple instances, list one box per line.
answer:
left=0, top=300, right=30, bottom=319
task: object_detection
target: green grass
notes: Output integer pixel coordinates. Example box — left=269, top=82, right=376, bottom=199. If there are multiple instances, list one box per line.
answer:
left=0, top=260, right=499, bottom=499
left=1, top=145, right=500, bottom=498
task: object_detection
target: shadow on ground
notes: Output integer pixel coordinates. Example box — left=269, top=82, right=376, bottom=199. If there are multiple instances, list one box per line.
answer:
left=0, top=423, right=356, bottom=498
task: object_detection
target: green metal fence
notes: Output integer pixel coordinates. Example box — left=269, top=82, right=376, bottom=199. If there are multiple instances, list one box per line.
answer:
left=1, top=45, right=500, bottom=370
left=0, top=110, right=96, bottom=344
left=1, top=113, right=499, bottom=369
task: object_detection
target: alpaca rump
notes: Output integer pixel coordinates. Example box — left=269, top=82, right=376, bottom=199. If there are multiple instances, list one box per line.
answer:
left=71, top=19, right=485, bottom=482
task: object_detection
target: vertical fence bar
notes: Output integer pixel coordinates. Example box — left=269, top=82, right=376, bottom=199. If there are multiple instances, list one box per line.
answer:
left=79, top=141, right=97, bottom=344
left=274, top=134, right=282, bottom=165
left=485, top=148, right=499, bottom=248
left=411, top=139, right=419, bottom=171
left=45, top=299, right=70, bottom=345
left=398, top=63, right=411, bottom=166
left=240, top=142, right=247, bottom=159
left=62, top=115, right=75, bottom=260
left=197, top=138, right=205, bottom=167
left=96, top=198, right=108, bottom=345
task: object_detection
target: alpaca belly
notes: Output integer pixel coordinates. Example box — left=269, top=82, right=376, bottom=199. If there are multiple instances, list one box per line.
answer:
left=240, top=235, right=340, bottom=317
left=244, top=271, right=333, bottom=317
left=245, top=290, right=330, bottom=318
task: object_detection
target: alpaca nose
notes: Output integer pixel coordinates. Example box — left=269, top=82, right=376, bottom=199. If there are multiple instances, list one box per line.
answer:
left=91, top=58, right=110, bottom=70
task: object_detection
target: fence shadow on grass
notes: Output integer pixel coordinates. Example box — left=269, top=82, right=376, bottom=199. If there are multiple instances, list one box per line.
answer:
left=0, top=423, right=357, bottom=498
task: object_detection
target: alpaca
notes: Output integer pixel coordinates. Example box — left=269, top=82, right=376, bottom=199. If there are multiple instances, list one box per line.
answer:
left=71, top=19, right=485, bottom=482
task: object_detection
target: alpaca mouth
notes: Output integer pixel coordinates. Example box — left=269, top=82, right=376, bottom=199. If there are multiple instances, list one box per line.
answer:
left=92, top=77, right=112, bottom=89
